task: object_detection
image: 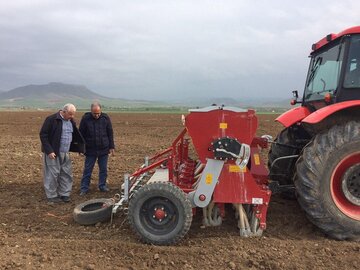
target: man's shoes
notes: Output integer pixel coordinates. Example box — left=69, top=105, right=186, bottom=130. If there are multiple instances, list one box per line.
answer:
left=79, top=190, right=88, bottom=196
left=99, top=186, right=110, bottom=192
left=47, top=197, right=62, bottom=205
left=60, top=196, right=70, bottom=203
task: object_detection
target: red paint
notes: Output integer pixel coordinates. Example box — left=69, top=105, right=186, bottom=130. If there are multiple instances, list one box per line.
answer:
left=199, top=194, right=206, bottom=201
left=330, top=153, right=360, bottom=221
left=312, top=26, right=360, bottom=52
left=275, top=106, right=311, bottom=127
left=213, top=164, right=270, bottom=205
left=302, top=100, right=360, bottom=124
left=128, top=106, right=271, bottom=232
left=324, top=93, right=332, bottom=103
left=154, top=209, right=166, bottom=220
left=185, top=108, right=257, bottom=163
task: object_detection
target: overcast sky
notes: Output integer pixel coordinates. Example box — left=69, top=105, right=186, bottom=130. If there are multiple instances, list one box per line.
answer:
left=0, top=0, right=360, bottom=100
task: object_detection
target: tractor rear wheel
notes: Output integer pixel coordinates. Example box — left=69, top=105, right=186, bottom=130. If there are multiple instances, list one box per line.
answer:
left=268, top=127, right=300, bottom=185
left=128, top=182, right=193, bottom=245
left=295, top=121, right=360, bottom=241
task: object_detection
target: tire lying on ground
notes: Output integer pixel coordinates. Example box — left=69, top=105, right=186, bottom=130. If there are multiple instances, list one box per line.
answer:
left=73, top=198, right=114, bottom=225
left=295, top=121, right=360, bottom=241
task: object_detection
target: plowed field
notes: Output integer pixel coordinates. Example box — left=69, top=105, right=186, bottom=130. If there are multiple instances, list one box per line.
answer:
left=0, top=111, right=358, bottom=270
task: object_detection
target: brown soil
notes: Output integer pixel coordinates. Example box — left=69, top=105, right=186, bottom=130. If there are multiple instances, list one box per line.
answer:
left=0, top=111, right=358, bottom=270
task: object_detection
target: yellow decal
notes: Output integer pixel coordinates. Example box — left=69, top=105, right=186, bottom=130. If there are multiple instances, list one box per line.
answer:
left=205, top=174, right=213, bottom=185
left=219, top=122, right=228, bottom=129
left=229, top=165, right=240, bottom=172
left=254, top=154, right=260, bottom=165
left=229, top=165, right=246, bottom=172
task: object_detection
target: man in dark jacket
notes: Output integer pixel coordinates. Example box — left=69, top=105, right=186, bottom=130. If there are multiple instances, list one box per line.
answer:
left=40, top=103, right=85, bottom=204
left=79, top=102, right=115, bottom=195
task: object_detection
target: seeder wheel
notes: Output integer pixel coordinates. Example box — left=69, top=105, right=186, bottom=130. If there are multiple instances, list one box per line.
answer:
left=128, top=182, right=193, bottom=245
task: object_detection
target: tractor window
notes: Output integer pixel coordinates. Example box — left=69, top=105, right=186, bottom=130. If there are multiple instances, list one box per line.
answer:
left=304, top=43, right=343, bottom=101
left=343, top=35, right=360, bottom=88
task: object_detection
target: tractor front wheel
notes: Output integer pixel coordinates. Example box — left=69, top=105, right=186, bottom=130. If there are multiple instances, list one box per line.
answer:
left=128, top=182, right=193, bottom=245
left=295, top=121, right=360, bottom=241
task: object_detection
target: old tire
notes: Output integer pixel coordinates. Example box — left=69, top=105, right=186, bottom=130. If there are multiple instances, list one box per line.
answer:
left=73, top=198, right=113, bottom=225
left=268, top=127, right=300, bottom=185
left=295, top=121, right=360, bottom=241
left=128, top=182, right=193, bottom=245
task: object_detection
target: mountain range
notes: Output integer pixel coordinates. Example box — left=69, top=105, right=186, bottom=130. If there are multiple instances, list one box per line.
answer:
left=0, top=82, right=168, bottom=109
left=0, top=82, right=291, bottom=110
left=0, top=82, right=106, bottom=100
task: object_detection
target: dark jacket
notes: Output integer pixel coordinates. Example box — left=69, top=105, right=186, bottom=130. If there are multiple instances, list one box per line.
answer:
left=39, top=111, right=85, bottom=156
left=79, top=112, right=115, bottom=156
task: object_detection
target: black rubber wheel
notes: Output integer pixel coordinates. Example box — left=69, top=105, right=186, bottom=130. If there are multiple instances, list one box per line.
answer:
left=73, top=198, right=113, bottom=225
left=295, top=121, right=360, bottom=241
left=268, top=127, right=300, bottom=185
left=128, top=182, right=193, bottom=245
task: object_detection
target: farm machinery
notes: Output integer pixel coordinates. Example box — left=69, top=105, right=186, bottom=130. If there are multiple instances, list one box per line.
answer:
left=74, top=105, right=272, bottom=245
left=268, top=26, right=360, bottom=241
left=74, top=26, right=360, bottom=244
left=116, top=106, right=270, bottom=245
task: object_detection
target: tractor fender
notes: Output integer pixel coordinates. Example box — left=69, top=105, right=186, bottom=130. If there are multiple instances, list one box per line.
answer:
left=275, top=106, right=311, bottom=127
left=302, top=100, right=360, bottom=124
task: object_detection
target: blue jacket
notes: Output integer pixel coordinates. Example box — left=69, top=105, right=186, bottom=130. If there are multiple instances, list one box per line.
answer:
left=79, top=112, right=115, bottom=156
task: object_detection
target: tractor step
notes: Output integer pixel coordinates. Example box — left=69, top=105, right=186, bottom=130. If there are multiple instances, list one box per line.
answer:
left=269, top=181, right=295, bottom=194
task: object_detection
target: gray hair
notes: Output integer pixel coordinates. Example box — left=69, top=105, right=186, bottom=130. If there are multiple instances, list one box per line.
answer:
left=91, top=101, right=102, bottom=109
left=63, top=103, right=76, bottom=112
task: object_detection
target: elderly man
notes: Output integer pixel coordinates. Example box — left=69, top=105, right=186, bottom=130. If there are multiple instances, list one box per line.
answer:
left=40, top=103, right=85, bottom=204
left=79, top=102, right=115, bottom=195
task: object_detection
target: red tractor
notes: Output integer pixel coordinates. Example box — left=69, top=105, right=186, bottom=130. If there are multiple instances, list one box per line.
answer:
left=268, top=26, right=360, bottom=240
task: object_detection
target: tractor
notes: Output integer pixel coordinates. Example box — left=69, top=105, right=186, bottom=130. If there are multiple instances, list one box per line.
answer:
left=268, top=26, right=360, bottom=241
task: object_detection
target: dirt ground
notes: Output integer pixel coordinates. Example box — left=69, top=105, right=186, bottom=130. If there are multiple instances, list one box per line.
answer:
left=0, top=111, right=359, bottom=270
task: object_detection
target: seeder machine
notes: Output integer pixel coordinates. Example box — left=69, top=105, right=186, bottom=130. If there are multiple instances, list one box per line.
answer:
left=74, top=105, right=272, bottom=245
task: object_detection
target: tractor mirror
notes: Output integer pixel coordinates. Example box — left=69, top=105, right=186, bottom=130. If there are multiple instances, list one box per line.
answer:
left=291, top=90, right=300, bottom=105
left=292, top=90, right=299, bottom=99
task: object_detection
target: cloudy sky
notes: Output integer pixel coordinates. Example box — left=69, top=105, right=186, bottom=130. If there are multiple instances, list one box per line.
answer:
left=0, top=0, right=360, bottom=100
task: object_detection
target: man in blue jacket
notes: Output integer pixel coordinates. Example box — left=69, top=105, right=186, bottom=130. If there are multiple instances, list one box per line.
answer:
left=79, top=102, right=115, bottom=195
left=40, top=103, right=85, bottom=204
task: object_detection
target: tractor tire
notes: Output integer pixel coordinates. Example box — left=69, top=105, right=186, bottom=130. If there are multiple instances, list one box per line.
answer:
left=73, top=198, right=114, bottom=226
left=295, top=121, right=360, bottom=241
left=128, top=182, right=193, bottom=245
left=268, top=127, right=299, bottom=185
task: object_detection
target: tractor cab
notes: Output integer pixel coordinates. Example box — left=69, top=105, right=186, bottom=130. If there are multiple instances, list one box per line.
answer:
left=300, top=29, right=360, bottom=111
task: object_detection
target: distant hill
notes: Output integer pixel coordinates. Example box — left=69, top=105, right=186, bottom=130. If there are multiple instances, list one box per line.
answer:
left=0, top=82, right=292, bottom=111
left=0, top=82, right=167, bottom=109
left=0, top=82, right=106, bottom=100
